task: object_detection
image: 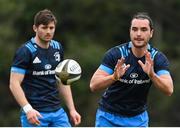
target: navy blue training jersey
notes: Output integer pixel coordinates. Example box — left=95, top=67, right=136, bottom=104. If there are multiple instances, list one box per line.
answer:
left=11, top=37, right=64, bottom=112
left=99, top=42, right=170, bottom=116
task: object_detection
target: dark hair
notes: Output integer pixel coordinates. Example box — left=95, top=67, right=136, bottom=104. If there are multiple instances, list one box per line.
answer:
left=131, top=12, right=154, bottom=30
left=34, top=9, right=57, bottom=26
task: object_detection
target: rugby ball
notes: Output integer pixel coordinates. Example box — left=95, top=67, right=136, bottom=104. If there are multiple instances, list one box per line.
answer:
left=55, top=59, right=82, bottom=85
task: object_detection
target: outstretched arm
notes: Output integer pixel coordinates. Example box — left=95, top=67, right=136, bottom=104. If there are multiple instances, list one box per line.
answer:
left=90, top=57, right=130, bottom=92
left=58, top=84, right=81, bottom=126
left=138, top=51, right=173, bottom=96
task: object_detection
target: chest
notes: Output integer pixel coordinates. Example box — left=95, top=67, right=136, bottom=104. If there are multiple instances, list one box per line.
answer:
left=30, top=48, right=61, bottom=71
left=122, top=55, right=149, bottom=82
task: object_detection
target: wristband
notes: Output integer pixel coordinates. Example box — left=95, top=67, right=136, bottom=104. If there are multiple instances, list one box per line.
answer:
left=23, top=104, right=33, bottom=113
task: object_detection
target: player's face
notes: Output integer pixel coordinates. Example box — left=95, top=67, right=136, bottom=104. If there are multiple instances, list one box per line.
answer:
left=34, top=21, right=56, bottom=43
left=130, top=19, right=153, bottom=48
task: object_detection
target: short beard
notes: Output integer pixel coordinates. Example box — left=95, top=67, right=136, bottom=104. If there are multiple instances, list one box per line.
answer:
left=132, top=41, right=147, bottom=49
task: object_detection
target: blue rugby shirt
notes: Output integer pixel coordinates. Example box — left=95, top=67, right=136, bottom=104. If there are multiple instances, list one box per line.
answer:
left=11, top=37, right=64, bottom=112
left=98, top=42, right=170, bottom=116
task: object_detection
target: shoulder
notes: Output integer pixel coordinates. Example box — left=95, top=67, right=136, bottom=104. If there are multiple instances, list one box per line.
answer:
left=155, top=51, right=169, bottom=65
left=116, top=42, right=131, bottom=58
left=148, top=44, right=168, bottom=61
left=148, top=45, right=159, bottom=60
left=50, top=40, right=63, bottom=50
left=15, top=40, right=35, bottom=56
left=106, top=42, right=130, bottom=57
left=149, top=45, right=169, bottom=67
left=12, top=40, right=34, bottom=68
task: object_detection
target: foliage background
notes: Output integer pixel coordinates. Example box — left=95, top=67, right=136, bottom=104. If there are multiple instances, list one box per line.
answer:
left=0, top=0, right=180, bottom=126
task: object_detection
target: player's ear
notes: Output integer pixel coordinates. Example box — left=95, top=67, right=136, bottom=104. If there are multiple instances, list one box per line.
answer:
left=33, top=25, right=37, bottom=32
left=150, top=29, right=154, bottom=38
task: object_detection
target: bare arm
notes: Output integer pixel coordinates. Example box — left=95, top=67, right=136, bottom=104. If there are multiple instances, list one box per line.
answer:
left=90, top=57, right=130, bottom=92
left=149, top=73, right=173, bottom=96
left=90, top=69, right=115, bottom=92
left=138, top=51, right=173, bottom=96
left=58, top=84, right=81, bottom=126
left=9, top=72, right=29, bottom=108
left=9, top=72, right=42, bottom=125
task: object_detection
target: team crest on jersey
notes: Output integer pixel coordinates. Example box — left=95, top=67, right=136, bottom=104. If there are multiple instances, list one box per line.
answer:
left=54, top=52, right=60, bottom=62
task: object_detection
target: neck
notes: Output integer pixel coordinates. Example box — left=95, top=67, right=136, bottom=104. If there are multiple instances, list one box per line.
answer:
left=131, top=46, right=147, bottom=58
left=34, top=36, right=49, bottom=49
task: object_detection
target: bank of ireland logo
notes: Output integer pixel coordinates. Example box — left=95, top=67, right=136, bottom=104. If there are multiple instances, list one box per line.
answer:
left=130, top=73, right=138, bottom=78
left=45, top=64, right=52, bottom=70
left=54, top=52, right=60, bottom=62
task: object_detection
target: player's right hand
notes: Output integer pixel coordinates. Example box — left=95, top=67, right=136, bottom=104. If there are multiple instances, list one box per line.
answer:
left=26, top=109, right=42, bottom=125
left=113, top=57, right=130, bottom=80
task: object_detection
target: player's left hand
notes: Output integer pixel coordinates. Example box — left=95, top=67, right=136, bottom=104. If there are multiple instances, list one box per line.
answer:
left=138, top=51, right=155, bottom=78
left=69, top=109, right=81, bottom=126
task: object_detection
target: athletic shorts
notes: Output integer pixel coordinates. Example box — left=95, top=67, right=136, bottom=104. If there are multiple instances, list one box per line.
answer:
left=95, top=108, right=149, bottom=127
left=20, top=108, right=71, bottom=127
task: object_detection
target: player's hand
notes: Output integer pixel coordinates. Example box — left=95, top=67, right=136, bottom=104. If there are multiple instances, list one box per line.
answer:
left=26, top=109, right=42, bottom=126
left=113, top=57, right=130, bottom=80
left=138, top=51, right=155, bottom=78
left=69, top=109, right=81, bottom=126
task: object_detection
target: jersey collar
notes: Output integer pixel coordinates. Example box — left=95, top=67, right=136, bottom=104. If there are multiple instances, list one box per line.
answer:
left=128, top=41, right=151, bottom=50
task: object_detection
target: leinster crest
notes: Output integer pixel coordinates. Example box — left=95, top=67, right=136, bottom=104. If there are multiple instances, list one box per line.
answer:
left=54, top=52, right=60, bottom=62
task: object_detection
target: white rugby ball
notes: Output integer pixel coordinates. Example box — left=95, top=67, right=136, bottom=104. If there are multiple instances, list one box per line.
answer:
left=55, top=59, right=82, bottom=85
